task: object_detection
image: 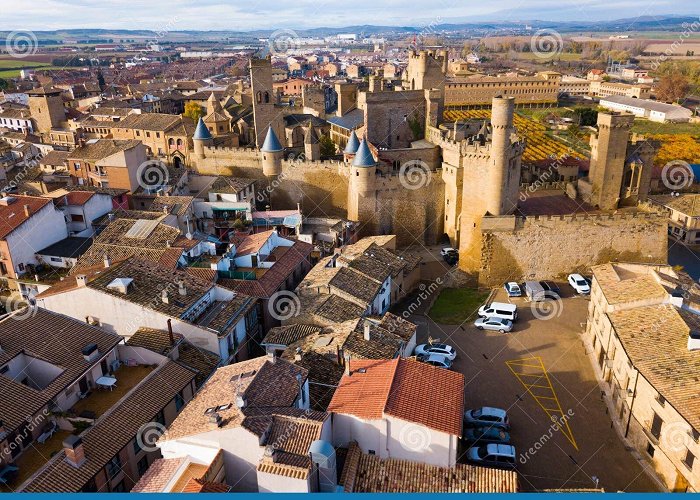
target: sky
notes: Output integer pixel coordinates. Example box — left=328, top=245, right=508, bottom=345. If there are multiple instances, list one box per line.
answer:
left=0, top=0, right=698, bottom=31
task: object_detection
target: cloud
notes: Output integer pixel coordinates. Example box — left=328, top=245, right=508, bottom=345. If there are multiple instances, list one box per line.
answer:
left=0, top=0, right=697, bottom=30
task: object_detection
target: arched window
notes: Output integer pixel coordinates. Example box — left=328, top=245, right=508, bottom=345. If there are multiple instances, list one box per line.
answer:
left=168, top=138, right=174, bottom=147
left=256, top=91, right=262, bottom=103
left=264, top=91, right=270, bottom=103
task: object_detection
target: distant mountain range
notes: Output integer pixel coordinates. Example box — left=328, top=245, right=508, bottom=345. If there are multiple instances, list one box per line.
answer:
left=2, top=15, right=698, bottom=40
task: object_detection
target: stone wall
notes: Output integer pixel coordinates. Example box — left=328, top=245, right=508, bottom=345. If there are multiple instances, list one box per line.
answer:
left=478, top=212, right=668, bottom=285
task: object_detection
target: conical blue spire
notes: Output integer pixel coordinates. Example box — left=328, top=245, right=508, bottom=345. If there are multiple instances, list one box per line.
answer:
left=193, top=117, right=212, bottom=140
left=352, top=138, right=376, bottom=167
left=261, top=126, right=283, bottom=152
left=343, top=130, right=360, bottom=154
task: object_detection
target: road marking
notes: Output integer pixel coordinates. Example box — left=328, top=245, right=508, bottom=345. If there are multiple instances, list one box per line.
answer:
left=506, top=355, right=578, bottom=450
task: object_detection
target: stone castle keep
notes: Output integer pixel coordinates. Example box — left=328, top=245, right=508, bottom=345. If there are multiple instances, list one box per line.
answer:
left=188, top=53, right=667, bottom=284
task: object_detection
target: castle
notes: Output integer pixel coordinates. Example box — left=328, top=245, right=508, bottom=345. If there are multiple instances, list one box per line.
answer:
left=188, top=52, right=667, bottom=284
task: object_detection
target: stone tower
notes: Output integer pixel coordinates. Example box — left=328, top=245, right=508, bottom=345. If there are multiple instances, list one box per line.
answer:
left=457, top=96, right=524, bottom=272
left=250, top=57, right=285, bottom=148
left=28, top=86, right=65, bottom=137
left=304, top=122, right=321, bottom=161
left=193, top=117, right=213, bottom=160
left=261, top=126, right=284, bottom=178
left=585, top=112, right=635, bottom=210
left=347, top=138, right=377, bottom=225
left=203, top=92, right=230, bottom=137
left=403, top=49, right=448, bottom=91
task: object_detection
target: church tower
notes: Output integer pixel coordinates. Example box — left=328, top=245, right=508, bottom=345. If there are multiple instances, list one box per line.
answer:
left=250, top=57, right=285, bottom=149
left=28, top=86, right=65, bottom=138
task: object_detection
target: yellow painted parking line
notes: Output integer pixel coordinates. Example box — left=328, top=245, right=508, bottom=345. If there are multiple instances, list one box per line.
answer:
left=506, top=356, right=578, bottom=450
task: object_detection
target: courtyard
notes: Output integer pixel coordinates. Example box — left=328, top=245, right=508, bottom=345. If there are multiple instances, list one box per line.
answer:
left=413, top=282, right=662, bottom=492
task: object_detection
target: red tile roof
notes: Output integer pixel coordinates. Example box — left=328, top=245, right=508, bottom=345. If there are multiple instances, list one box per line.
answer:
left=235, top=229, right=274, bottom=256
left=328, top=358, right=465, bottom=436
left=0, top=195, right=53, bottom=239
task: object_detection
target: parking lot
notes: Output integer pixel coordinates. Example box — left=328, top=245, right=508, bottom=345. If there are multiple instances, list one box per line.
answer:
left=414, top=283, right=661, bottom=492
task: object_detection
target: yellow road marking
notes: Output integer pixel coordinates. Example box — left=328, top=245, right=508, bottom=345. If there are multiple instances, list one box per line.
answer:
left=506, top=356, right=578, bottom=450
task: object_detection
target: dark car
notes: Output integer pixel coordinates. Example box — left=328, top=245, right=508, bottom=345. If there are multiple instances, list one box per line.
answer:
left=442, top=249, right=458, bottom=265
left=539, top=281, right=561, bottom=299
left=463, top=426, right=511, bottom=445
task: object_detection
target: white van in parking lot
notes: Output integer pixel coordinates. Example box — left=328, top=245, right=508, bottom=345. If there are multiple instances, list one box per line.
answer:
left=477, top=302, right=518, bottom=322
left=524, top=281, right=546, bottom=302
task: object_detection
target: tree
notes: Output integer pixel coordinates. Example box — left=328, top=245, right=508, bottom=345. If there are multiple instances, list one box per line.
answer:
left=0, top=78, right=8, bottom=91
left=574, top=107, right=598, bottom=127
left=183, top=101, right=203, bottom=122
left=656, top=74, right=690, bottom=103
left=319, top=135, right=336, bottom=157
left=96, top=69, right=105, bottom=91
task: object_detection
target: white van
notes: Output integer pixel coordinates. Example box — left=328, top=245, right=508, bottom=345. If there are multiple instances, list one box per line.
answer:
left=477, top=302, right=518, bottom=322
left=524, top=281, right=546, bottom=302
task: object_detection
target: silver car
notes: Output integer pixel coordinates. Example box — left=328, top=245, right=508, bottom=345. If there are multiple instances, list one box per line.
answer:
left=474, top=317, right=513, bottom=333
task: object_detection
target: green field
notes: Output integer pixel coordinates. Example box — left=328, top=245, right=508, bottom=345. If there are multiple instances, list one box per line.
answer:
left=631, top=119, right=700, bottom=136
left=428, top=287, right=490, bottom=325
left=511, top=52, right=583, bottom=62
left=0, top=60, right=56, bottom=79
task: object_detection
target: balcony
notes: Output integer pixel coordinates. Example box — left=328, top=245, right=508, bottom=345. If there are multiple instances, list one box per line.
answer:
left=70, top=364, right=155, bottom=419
left=87, top=169, right=108, bottom=183
left=1, top=429, right=72, bottom=491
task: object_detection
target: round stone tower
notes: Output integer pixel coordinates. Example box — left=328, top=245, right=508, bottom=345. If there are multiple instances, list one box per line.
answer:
left=350, top=138, right=377, bottom=197
left=193, top=117, right=213, bottom=160
left=487, top=95, right=515, bottom=216
left=261, top=126, right=284, bottom=177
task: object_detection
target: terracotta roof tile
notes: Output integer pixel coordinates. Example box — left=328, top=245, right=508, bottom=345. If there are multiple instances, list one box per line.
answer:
left=0, top=195, right=53, bottom=239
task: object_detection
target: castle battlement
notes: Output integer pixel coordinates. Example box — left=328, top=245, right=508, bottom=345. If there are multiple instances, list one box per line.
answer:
left=481, top=210, right=663, bottom=233
left=203, top=145, right=258, bottom=154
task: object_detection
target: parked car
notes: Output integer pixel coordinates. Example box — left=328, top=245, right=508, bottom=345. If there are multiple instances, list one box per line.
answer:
left=503, top=282, right=522, bottom=297
left=524, top=280, right=546, bottom=302
left=467, top=443, right=517, bottom=467
left=477, top=302, right=517, bottom=321
left=567, top=273, right=591, bottom=295
left=414, top=343, right=457, bottom=361
left=539, top=281, right=561, bottom=299
left=463, top=426, right=511, bottom=444
left=464, top=407, right=510, bottom=429
left=417, top=353, right=452, bottom=369
left=440, top=247, right=457, bottom=256
left=474, top=317, right=513, bottom=333
left=441, top=248, right=458, bottom=265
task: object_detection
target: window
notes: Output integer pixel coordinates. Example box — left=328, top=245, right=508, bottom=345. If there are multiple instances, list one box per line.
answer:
left=175, top=391, right=185, bottom=412
left=154, top=410, right=165, bottom=426
left=646, top=442, right=655, bottom=457
left=683, top=450, right=695, bottom=470
left=650, top=413, right=663, bottom=440
left=71, top=214, right=85, bottom=223
left=106, top=455, right=122, bottom=479
left=137, top=456, right=149, bottom=476
left=655, top=394, right=666, bottom=407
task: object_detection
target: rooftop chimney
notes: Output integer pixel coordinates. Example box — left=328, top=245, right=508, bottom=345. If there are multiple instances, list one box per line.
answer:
left=268, top=351, right=277, bottom=364
left=161, top=289, right=169, bottom=304
left=167, top=319, right=175, bottom=346
left=76, top=274, right=88, bottom=287
left=343, top=353, right=351, bottom=376
left=264, top=445, right=278, bottom=463
left=178, top=280, right=187, bottom=296
left=689, top=331, right=700, bottom=351
left=63, top=435, right=86, bottom=468
left=363, top=320, right=371, bottom=341
left=81, top=343, right=99, bottom=362
left=23, top=204, right=31, bottom=217
left=235, top=394, right=247, bottom=408
left=103, top=254, right=111, bottom=268
left=294, top=347, right=302, bottom=362
left=208, top=412, right=223, bottom=430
